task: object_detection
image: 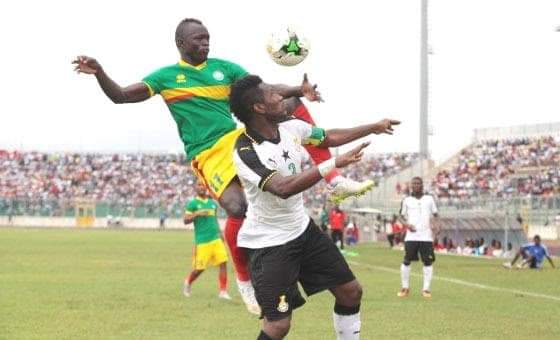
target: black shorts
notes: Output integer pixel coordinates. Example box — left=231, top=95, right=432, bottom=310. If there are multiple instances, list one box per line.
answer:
left=404, top=241, right=435, bottom=265
left=245, top=219, right=355, bottom=321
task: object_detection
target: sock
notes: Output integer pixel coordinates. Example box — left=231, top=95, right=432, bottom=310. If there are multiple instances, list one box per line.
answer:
left=224, top=217, right=250, bottom=281
left=423, top=265, right=433, bottom=291
left=400, top=263, right=410, bottom=289
left=219, top=269, right=227, bottom=291
left=333, top=304, right=361, bottom=340
left=257, top=330, right=273, bottom=340
left=292, top=103, right=341, bottom=184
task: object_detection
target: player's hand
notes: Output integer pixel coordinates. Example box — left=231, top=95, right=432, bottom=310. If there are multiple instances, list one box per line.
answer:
left=406, top=224, right=416, bottom=232
left=301, top=73, right=323, bottom=102
left=72, top=55, right=102, bottom=75
left=372, top=119, right=401, bottom=135
left=334, top=142, right=370, bottom=168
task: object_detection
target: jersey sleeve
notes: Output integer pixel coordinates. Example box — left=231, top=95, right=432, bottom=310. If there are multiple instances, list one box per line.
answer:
left=225, top=60, right=249, bottom=82
left=234, top=136, right=277, bottom=190
left=280, top=119, right=326, bottom=146
left=185, top=200, right=197, bottom=214
left=142, top=68, right=164, bottom=97
left=400, top=198, right=408, bottom=217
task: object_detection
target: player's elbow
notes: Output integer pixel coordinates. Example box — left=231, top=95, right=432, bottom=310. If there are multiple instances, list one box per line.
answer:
left=270, top=185, right=295, bottom=199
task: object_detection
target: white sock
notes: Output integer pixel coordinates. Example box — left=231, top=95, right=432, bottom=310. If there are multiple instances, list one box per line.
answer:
left=333, top=312, right=361, bottom=340
left=423, top=266, right=433, bottom=291
left=400, top=263, right=410, bottom=289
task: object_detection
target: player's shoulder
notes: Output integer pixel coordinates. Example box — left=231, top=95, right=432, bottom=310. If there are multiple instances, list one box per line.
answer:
left=422, top=193, right=436, bottom=199
left=234, top=131, right=255, bottom=152
left=207, top=58, right=241, bottom=68
left=151, top=63, right=182, bottom=74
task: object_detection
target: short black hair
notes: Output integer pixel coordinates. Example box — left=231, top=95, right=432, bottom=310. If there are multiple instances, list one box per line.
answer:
left=229, top=75, right=264, bottom=125
left=411, top=176, right=423, bottom=182
left=175, top=18, right=203, bottom=42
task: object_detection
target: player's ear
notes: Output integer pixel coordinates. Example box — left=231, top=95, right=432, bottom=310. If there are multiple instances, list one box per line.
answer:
left=253, top=103, right=266, bottom=114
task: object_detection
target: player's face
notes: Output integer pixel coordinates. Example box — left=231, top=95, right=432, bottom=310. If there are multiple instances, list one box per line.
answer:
left=179, top=23, right=210, bottom=63
left=258, top=84, right=287, bottom=121
left=196, top=183, right=208, bottom=197
left=411, top=178, right=423, bottom=194
left=534, top=236, right=541, bottom=245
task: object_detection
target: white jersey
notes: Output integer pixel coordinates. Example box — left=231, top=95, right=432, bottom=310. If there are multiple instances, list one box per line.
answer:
left=233, top=119, right=326, bottom=249
left=400, top=194, right=438, bottom=242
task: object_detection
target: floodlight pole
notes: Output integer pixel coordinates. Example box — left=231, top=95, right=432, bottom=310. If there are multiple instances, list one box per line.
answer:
left=419, top=0, right=429, bottom=179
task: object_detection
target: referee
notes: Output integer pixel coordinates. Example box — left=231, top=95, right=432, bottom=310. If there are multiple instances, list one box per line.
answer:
left=397, top=177, right=440, bottom=298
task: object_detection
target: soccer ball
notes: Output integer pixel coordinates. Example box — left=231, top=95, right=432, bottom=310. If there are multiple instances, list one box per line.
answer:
left=266, top=28, right=310, bottom=66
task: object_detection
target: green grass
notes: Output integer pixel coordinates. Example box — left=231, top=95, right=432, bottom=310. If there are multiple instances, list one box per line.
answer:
left=1, top=228, right=559, bottom=339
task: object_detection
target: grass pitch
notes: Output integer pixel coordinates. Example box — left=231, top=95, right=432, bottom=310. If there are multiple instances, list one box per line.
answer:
left=1, top=228, right=559, bottom=339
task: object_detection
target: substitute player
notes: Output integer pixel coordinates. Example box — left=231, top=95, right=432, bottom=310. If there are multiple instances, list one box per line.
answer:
left=73, top=18, right=372, bottom=314
left=183, top=182, right=231, bottom=300
left=397, top=177, right=439, bottom=299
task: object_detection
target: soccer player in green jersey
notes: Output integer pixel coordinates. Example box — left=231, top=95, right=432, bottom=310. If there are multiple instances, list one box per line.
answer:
left=73, top=17, right=373, bottom=315
left=183, top=182, right=230, bottom=300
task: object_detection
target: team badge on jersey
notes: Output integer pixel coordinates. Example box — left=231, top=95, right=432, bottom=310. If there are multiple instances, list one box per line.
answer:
left=176, top=73, right=187, bottom=83
left=212, top=70, right=225, bottom=81
left=277, top=295, right=289, bottom=313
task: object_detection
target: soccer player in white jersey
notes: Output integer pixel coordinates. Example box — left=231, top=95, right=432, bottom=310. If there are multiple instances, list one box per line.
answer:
left=398, top=177, right=440, bottom=298
left=229, top=75, right=400, bottom=340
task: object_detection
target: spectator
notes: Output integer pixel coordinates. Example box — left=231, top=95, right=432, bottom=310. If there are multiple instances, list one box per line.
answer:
left=345, top=217, right=359, bottom=246
left=329, top=205, right=347, bottom=250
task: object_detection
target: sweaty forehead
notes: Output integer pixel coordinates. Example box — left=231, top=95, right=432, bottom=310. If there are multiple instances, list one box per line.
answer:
left=183, top=23, right=209, bottom=37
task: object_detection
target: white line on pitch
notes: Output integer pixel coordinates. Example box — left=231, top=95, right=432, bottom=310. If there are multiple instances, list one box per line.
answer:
left=347, top=260, right=560, bottom=303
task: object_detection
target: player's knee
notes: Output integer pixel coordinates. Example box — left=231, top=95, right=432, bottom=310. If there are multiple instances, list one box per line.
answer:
left=349, top=282, right=363, bottom=305
left=264, top=318, right=291, bottom=339
left=402, top=261, right=411, bottom=266
left=422, top=260, right=433, bottom=266
left=336, top=280, right=362, bottom=306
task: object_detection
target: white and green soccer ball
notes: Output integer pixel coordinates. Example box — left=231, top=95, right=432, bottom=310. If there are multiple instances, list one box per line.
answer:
left=266, top=28, right=310, bottom=66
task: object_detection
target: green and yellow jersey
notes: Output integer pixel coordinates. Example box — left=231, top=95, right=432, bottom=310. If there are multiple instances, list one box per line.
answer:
left=143, top=58, right=248, bottom=161
left=185, top=196, right=221, bottom=245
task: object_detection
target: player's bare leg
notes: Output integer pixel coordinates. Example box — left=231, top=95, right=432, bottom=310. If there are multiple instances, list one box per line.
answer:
left=219, top=180, right=260, bottom=314
left=218, top=262, right=231, bottom=300
left=183, top=269, right=203, bottom=297
left=330, top=280, right=363, bottom=340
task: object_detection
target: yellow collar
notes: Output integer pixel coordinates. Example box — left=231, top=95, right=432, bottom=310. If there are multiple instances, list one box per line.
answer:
left=179, top=59, right=207, bottom=70
left=196, top=196, right=208, bottom=203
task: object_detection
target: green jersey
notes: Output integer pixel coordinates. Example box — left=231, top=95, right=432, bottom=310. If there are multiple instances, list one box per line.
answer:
left=143, top=58, right=248, bottom=160
left=185, top=196, right=221, bottom=245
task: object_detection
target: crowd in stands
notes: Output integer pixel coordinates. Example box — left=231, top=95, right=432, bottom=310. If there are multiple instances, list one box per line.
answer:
left=429, top=136, right=560, bottom=203
left=0, top=150, right=196, bottom=216
left=0, top=150, right=418, bottom=216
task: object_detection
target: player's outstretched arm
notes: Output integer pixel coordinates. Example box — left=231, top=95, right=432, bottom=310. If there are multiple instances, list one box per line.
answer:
left=320, top=119, right=401, bottom=148
left=272, top=73, right=323, bottom=102
left=72, top=55, right=151, bottom=104
left=263, top=142, right=369, bottom=199
left=546, top=255, right=555, bottom=268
